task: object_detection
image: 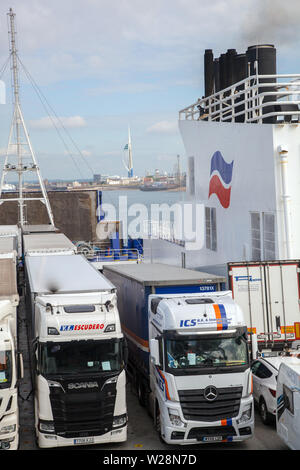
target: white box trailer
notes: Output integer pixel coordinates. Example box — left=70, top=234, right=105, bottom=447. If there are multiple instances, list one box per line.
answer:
left=228, top=261, right=300, bottom=350
left=25, top=254, right=127, bottom=448
left=23, top=232, right=77, bottom=256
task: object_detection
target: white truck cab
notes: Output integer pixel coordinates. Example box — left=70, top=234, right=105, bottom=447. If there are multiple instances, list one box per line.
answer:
left=149, top=291, right=254, bottom=444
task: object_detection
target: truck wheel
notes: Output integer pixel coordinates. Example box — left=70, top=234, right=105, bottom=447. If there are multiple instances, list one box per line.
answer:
left=259, top=398, right=271, bottom=425
left=155, top=404, right=164, bottom=442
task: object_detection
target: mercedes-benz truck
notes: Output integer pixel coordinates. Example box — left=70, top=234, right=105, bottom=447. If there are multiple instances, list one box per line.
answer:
left=104, top=263, right=254, bottom=445
left=25, top=253, right=127, bottom=448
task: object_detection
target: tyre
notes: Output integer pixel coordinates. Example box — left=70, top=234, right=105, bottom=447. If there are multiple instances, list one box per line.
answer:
left=155, top=403, right=164, bottom=443
left=259, top=397, right=271, bottom=425
left=137, top=380, right=146, bottom=407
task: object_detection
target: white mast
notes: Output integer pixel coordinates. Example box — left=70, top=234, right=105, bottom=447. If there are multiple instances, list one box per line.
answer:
left=123, top=125, right=133, bottom=178
left=0, top=8, right=54, bottom=227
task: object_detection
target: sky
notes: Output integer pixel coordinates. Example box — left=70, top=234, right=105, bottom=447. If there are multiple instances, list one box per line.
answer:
left=0, top=0, right=299, bottom=181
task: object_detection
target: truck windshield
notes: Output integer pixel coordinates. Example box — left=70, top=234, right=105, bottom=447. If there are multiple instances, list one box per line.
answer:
left=39, top=339, right=122, bottom=376
left=0, top=350, right=12, bottom=389
left=166, top=336, right=248, bottom=371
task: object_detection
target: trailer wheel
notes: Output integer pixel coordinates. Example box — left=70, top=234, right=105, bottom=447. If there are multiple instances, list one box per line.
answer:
left=137, top=380, right=146, bottom=407
left=259, top=397, right=271, bottom=425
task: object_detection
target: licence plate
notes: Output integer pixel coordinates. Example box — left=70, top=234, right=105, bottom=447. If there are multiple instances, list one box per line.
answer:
left=74, top=437, right=94, bottom=445
left=201, top=436, right=223, bottom=442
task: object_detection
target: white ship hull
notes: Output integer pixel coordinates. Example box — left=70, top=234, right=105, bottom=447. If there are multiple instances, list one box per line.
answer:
left=144, top=118, right=300, bottom=276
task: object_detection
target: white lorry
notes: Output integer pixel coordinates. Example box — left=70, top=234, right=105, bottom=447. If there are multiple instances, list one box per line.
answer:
left=24, top=253, right=127, bottom=448
left=103, top=263, right=253, bottom=445
left=0, top=237, right=23, bottom=450
left=276, top=351, right=300, bottom=450
left=228, top=261, right=300, bottom=351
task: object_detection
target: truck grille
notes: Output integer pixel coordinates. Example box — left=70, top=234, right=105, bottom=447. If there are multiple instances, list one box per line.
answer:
left=49, top=378, right=117, bottom=438
left=178, top=386, right=242, bottom=422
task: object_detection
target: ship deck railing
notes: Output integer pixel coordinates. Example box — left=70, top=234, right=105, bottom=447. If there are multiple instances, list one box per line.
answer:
left=79, top=244, right=143, bottom=262
left=143, top=219, right=185, bottom=247
left=179, top=74, right=300, bottom=124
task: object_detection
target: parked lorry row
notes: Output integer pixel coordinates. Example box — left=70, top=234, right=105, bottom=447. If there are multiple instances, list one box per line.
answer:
left=3, top=221, right=300, bottom=449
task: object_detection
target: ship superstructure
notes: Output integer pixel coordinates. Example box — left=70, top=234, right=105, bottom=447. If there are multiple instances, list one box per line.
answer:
left=144, top=44, right=300, bottom=278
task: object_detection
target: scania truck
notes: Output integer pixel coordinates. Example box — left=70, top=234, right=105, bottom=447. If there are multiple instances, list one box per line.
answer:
left=25, top=253, right=127, bottom=448
left=0, top=237, right=23, bottom=450
left=104, top=263, right=254, bottom=445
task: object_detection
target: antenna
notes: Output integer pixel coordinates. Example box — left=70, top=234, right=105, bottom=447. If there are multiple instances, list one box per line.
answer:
left=122, top=125, right=133, bottom=178
left=0, top=8, right=54, bottom=227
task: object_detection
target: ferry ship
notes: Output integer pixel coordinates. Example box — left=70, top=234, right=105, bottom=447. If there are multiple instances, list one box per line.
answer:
left=144, top=44, right=300, bottom=279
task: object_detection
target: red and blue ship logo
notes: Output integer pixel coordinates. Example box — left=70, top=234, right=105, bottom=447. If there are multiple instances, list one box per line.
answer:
left=208, top=151, right=234, bottom=209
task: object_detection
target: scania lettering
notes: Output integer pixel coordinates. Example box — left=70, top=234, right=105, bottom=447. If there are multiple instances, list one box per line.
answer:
left=25, top=253, right=127, bottom=448
left=103, top=263, right=253, bottom=445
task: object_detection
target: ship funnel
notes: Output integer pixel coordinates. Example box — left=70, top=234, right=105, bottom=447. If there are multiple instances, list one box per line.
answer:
left=202, top=43, right=280, bottom=123
left=204, top=49, right=214, bottom=97
left=246, top=44, right=277, bottom=123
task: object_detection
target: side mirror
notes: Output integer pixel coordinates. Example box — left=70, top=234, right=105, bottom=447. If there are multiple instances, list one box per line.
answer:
left=251, top=334, right=258, bottom=361
left=17, top=352, right=24, bottom=381
left=150, top=339, right=160, bottom=366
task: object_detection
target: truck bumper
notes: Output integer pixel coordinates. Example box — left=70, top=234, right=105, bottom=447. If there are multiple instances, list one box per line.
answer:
left=37, top=425, right=127, bottom=448
left=161, top=397, right=254, bottom=445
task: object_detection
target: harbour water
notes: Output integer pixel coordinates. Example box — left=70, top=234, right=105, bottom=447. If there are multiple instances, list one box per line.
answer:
left=100, top=188, right=185, bottom=211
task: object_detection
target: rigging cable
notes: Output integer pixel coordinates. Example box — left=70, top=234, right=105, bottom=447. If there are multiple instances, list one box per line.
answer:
left=17, top=55, right=94, bottom=180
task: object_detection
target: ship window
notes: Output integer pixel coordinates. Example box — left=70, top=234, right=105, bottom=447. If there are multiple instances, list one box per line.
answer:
left=250, top=212, right=261, bottom=261
left=283, top=384, right=294, bottom=415
left=263, top=213, right=275, bottom=260
left=188, top=156, right=195, bottom=196
left=205, top=207, right=217, bottom=251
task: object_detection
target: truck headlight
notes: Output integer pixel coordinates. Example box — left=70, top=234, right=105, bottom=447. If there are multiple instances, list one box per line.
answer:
left=0, top=424, right=16, bottom=435
left=237, top=404, right=252, bottom=425
left=168, top=409, right=186, bottom=428
left=39, top=420, right=55, bottom=433
left=113, top=414, right=127, bottom=428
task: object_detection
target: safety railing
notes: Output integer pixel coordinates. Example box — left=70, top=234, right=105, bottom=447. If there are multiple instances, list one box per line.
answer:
left=179, top=74, right=300, bottom=124
left=76, top=241, right=143, bottom=262
left=143, top=220, right=185, bottom=247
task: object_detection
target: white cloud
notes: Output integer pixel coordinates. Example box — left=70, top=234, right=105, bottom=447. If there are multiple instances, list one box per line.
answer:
left=29, top=115, right=87, bottom=130
left=0, top=0, right=253, bottom=84
left=146, top=120, right=178, bottom=135
left=81, top=149, right=92, bottom=157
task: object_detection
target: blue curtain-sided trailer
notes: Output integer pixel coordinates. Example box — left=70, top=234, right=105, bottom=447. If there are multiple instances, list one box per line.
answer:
left=103, top=263, right=225, bottom=403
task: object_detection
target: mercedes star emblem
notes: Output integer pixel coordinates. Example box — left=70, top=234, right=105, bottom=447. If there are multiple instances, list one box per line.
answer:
left=204, top=386, right=218, bottom=402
